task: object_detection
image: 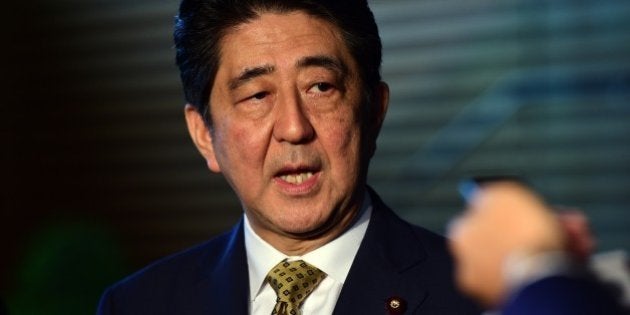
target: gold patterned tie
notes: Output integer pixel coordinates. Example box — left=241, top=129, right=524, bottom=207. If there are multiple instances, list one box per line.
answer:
left=266, top=259, right=327, bottom=315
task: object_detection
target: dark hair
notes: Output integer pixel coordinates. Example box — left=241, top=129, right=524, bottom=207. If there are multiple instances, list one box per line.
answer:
left=174, top=0, right=382, bottom=124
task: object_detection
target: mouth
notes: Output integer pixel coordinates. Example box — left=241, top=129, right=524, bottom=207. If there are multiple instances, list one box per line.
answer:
left=273, top=165, right=321, bottom=192
left=278, top=171, right=314, bottom=184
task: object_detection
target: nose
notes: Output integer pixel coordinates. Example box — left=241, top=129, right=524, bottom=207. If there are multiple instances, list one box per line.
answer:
left=272, top=91, right=314, bottom=144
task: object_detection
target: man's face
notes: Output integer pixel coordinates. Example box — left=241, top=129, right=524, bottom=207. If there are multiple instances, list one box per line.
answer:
left=186, top=12, right=387, bottom=244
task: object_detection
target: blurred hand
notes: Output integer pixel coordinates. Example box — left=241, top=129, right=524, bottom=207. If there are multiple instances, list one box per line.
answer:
left=556, top=210, right=595, bottom=263
left=448, top=181, right=566, bottom=308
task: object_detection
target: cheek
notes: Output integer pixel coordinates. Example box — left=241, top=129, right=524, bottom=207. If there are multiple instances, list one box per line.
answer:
left=327, top=125, right=363, bottom=185
left=322, top=112, right=361, bottom=154
left=214, top=120, right=267, bottom=169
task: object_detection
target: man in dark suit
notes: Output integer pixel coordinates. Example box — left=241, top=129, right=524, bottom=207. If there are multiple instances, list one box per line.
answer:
left=97, top=1, right=480, bottom=314
left=449, top=179, right=626, bottom=315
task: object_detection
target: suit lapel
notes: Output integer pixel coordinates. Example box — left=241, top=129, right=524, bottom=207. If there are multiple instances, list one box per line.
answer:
left=333, top=190, right=430, bottom=314
left=195, top=220, right=250, bottom=314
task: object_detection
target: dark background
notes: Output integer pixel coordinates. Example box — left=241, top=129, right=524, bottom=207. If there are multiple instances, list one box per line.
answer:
left=2, top=0, right=629, bottom=314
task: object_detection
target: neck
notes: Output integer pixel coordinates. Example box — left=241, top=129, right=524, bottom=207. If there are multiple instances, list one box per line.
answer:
left=249, top=199, right=364, bottom=256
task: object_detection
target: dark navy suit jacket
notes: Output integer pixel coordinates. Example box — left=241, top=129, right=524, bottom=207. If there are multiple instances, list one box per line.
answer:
left=501, top=274, right=627, bottom=315
left=97, top=191, right=480, bottom=314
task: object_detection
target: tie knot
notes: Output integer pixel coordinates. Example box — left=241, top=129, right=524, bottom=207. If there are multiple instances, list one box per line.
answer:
left=266, top=259, right=326, bottom=315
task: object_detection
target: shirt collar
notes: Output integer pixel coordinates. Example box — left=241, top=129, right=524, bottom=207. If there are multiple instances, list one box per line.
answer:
left=244, top=193, right=372, bottom=300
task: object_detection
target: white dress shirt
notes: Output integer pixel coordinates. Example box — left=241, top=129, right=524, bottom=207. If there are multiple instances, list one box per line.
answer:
left=244, top=194, right=372, bottom=315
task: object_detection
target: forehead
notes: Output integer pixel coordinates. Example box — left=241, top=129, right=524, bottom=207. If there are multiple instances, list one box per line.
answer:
left=216, top=11, right=353, bottom=73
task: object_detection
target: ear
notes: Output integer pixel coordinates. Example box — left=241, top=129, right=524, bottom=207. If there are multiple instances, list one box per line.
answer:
left=184, top=104, right=221, bottom=173
left=368, top=82, right=390, bottom=157
left=373, top=81, right=390, bottom=134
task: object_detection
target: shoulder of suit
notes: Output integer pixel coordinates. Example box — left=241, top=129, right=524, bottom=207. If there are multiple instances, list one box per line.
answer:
left=107, top=225, right=239, bottom=293
left=375, top=198, right=450, bottom=253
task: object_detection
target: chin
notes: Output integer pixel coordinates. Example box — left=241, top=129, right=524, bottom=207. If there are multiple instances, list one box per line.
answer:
left=277, top=214, right=332, bottom=238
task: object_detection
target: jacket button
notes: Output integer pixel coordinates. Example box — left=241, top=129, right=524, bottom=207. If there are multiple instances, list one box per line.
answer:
left=386, top=296, right=407, bottom=314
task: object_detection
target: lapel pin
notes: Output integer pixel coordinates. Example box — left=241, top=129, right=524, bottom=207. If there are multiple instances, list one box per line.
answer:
left=386, top=296, right=407, bottom=314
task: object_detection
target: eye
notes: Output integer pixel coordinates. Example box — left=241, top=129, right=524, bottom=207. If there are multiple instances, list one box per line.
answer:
left=251, top=91, right=269, bottom=100
left=312, top=82, right=334, bottom=93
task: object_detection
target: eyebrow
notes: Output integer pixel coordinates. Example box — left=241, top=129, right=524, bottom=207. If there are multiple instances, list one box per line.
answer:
left=296, top=55, right=348, bottom=78
left=228, top=64, right=275, bottom=90
left=227, top=55, right=348, bottom=91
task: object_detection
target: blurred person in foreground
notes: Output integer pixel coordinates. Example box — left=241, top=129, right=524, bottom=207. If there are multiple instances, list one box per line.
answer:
left=96, top=0, right=481, bottom=314
left=448, top=178, right=627, bottom=315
